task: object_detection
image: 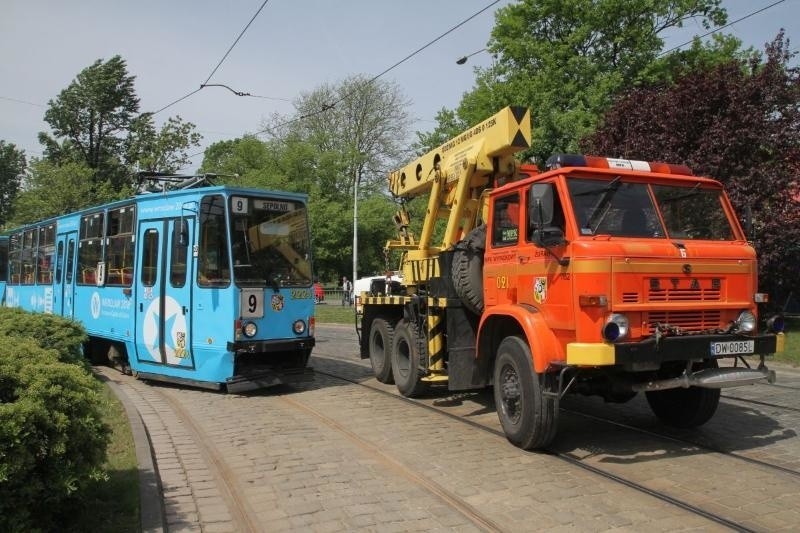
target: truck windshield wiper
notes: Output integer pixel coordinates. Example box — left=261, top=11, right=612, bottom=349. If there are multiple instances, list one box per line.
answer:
left=580, top=176, right=621, bottom=233
left=661, top=183, right=702, bottom=203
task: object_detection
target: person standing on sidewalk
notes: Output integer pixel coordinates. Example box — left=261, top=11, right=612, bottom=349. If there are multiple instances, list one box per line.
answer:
left=341, top=276, right=352, bottom=306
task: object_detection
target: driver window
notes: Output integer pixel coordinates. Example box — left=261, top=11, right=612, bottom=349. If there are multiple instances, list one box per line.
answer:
left=492, top=193, right=520, bottom=247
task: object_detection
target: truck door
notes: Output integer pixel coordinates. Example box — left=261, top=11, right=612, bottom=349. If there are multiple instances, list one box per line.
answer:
left=54, top=232, right=77, bottom=318
left=135, top=218, right=195, bottom=368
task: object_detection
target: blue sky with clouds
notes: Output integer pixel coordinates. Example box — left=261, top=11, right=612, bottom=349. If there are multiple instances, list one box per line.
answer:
left=1, top=0, right=796, bottom=171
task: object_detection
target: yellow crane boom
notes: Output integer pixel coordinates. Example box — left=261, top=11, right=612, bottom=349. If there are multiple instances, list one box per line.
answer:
left=386, top=106, right=531, bottom=286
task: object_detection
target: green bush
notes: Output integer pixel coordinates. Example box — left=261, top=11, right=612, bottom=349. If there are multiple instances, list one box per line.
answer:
left=0, top=323, right=109, bottom=531
left=0, top=307, right=88, bottom=365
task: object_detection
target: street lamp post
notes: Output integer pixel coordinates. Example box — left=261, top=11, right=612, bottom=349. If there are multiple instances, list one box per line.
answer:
left=352, top=165, right=359, bottom=300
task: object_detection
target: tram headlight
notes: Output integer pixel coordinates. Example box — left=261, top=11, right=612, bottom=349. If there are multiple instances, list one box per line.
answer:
left=242, top=321, right=258, bottom=338
left=735, top=310, right=756, bottom=333
left=293, top=319, right=306, bottom=335
left=602, top=313, right=629, bottom=342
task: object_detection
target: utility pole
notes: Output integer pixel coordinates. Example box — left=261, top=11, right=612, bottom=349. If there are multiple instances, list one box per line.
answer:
left=352, top=165, right=359, bottom=295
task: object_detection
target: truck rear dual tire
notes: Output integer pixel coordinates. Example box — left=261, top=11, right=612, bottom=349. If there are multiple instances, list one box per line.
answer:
left=391, top=320, right=429, bottom=398
left=493, top=336, right=558, bottom=450
left=368, top=318, right=395, bottom=384
left=451, top=225, right=486, bottom=315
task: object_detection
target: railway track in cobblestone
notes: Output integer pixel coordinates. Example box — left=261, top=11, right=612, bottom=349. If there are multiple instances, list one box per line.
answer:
left=309, top=342, right=800, bottom=532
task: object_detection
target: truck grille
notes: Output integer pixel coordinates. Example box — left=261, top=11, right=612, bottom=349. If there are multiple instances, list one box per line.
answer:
left=646, top=310, right=722, bottom=333
left=648, top=288, right=721, bottom=302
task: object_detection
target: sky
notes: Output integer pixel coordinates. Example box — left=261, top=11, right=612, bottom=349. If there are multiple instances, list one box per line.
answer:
left=1, top=0, right=798, bottom=173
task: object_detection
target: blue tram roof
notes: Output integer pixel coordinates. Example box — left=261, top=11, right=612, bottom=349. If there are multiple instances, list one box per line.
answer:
left=9, top=180, right=309, bottom=231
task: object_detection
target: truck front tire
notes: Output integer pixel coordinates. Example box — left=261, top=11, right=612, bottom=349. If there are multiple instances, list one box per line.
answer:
left=493, top=336, right=558, bottom=450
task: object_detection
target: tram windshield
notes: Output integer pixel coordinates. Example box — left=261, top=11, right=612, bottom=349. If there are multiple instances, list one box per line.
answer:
left=229, top=196, right=312, bottom=288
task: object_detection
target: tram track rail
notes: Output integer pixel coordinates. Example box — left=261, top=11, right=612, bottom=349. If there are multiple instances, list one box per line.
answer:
left=310, top=358, right=760, bottom=532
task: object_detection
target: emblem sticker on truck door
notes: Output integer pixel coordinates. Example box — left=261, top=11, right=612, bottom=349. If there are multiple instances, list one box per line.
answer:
left=534, top=277, right=547, bottom=303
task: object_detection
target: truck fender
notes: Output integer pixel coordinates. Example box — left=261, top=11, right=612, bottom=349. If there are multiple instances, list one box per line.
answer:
left=477, top=304, right=563, bottom=374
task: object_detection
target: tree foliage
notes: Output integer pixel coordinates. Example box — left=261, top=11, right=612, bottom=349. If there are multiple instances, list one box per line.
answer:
left=10, top=160, right=119, bottom=225
left=419, top=0, right=731, bottom=162
left=202, top=76, right=412, bottom=281
left=39, top=56, right=139, bottom=190
left=28, top=55, right=200, bottom=210
left=126, top=114, right=202, bottom=173
left=583, top=32, right=800, bottom=307
left=0, top=141, right=26, bottom=228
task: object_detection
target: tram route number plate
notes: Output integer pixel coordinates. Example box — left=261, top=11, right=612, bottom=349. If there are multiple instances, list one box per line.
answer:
left=709, top=340, right=754, bottom=356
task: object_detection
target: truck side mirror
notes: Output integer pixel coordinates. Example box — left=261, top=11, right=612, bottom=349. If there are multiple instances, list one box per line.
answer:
left=529, top=183, right=565, bottom=247
left=743, top=205, right=754, bottom=241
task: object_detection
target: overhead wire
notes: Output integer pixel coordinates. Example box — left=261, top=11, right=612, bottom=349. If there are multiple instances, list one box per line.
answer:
left=658, top=0, right=787, bottom=57
left=255, top=0, right=501, bottom=136
left=150, top=0, right=272, bottom=115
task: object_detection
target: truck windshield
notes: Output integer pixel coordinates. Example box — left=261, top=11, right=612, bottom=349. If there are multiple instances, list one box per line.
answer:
left=568, top=178, right=663, bottom=237
left=652, top=184, right=735, bottom=240
left=229, top=196, right=313, bottom=288
left=567, top=178, right=737, bottom=240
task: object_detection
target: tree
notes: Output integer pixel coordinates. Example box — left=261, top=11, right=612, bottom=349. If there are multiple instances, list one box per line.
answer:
left=36, top=55, right=201, bottom=195
left=420, top=0, right=730, bottom=162
left=126, top=115, right=202, bottom=173
left=0, top=142, right=26, bottom=227
left=10, top=160, right=119, bottom=225
left=583, top=32, right=800, bottom=308
left=202, top=76, right=413, bottom=281
left=39, top=56, right=139, bottom=189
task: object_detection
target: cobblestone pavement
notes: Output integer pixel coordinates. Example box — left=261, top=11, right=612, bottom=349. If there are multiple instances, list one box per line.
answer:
left=100, top=324, right=800, bottom=532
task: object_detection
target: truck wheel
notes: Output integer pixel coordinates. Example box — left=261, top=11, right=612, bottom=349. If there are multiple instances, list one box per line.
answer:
left=645, top=360, right=721, bottom=428
left=368, top=318, right=395, bottom=384
left=391, top=320, right=429, bottom=397
left=451, top=224, right=486, bottom=315
left=493, top=336, right=558, bottom=450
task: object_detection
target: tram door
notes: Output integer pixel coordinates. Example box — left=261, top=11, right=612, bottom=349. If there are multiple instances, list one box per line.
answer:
left=54, top=232, right=77, bottom=318
left=135, top=218, right=195, bottom=368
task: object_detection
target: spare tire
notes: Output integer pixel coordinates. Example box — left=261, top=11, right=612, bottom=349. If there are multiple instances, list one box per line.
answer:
left=451, top=224, right=486, bottom=315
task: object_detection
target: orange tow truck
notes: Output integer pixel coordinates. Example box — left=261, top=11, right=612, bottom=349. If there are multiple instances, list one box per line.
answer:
left=359, top=106, right=785, bottom=449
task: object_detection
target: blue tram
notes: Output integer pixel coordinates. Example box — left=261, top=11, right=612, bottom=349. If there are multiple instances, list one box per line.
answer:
left=0, top=175, right=315, bottom=392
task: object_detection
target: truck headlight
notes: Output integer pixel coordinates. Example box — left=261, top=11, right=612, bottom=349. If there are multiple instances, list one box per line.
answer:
left=735, top=311, right=756, bottom=333
left=766, top=315, right=785, bottom=333
left=602, top=314, right=629, bottom=342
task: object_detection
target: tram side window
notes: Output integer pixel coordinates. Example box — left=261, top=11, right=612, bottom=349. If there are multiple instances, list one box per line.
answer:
left=0, top=238, right=7, bottom=282
left=8, top=234, right=20, bottom=285
left=37, top=224, right=55, bottom=284
left=79, top=212, right=104, bottom=285
left=170, top=221, right=188, bottom=287
left=106, top=205, right=135, bottom=286
left=21, top=229, right=37, bottom=285
left=198, top=195, right=230, bottom=287
left=141, top=229, right=158, bottom=287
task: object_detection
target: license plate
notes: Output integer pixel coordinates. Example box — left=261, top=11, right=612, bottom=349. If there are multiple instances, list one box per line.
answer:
left=709, top=340, right=755, bottom=356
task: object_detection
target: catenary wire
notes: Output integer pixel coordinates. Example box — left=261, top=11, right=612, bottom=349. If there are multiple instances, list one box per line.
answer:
left=658, top=0, right=787, bottom=57
left=254, top=0, right=501, bottom=136
left=150, top=0, right=272, bottom=115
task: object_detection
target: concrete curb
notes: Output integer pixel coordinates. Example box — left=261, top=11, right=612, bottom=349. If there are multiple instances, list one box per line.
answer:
left=99, top=374, right=166, bottom=533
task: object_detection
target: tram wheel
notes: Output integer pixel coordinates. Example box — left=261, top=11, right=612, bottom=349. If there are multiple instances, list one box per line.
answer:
left=391, top=320, right=429, bottom=397
left=645, top=360, right=721, bottom=428
left=368, top=318, right=395, bottom=384
left=493, top=336, right=558, bottom=450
